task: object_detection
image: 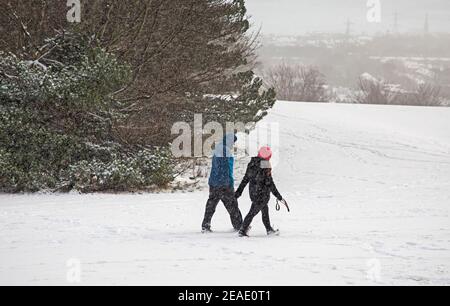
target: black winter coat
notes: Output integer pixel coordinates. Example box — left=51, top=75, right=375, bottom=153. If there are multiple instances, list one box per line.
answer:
left=236, top=157, right=283, bottom=204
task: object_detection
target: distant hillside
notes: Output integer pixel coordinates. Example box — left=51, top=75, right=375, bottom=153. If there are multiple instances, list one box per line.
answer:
left=258, top=33, right=450, bottom=100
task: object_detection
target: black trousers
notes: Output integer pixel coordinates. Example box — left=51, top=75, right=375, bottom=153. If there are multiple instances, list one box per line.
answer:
left=202, top=187, right=243, bottom=230
left=241, top=199, right=272, bottom=232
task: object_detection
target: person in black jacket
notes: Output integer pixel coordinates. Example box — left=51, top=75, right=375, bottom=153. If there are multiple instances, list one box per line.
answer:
left=235, top=147, right=284, bottom=237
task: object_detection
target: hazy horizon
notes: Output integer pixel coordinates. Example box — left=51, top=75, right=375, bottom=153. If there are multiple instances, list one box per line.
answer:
left=246, top=0, right=450, bottom=35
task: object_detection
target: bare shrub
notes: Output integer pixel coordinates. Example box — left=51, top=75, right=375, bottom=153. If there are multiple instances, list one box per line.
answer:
left=353, top=76, right=399, bottom=105
left=354, top=75, right=444, bottom=107
left=409, top=83, right=442, bottom=106
left=265, top=63, right=329, bottom=102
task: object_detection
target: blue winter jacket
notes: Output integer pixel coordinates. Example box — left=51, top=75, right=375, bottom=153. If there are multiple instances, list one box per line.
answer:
left=208, top=134, right=237, bottom=188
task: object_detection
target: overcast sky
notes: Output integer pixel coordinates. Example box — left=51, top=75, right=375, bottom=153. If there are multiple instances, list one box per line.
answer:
left=245, top=0, right=450, bottom=35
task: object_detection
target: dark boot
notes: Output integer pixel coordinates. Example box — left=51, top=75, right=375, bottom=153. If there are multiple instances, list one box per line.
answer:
left=202, top=227, right=213, bottom=234
left=238, top=225, right=252, bottom=237
left=238, top=229, right=249, bottom=237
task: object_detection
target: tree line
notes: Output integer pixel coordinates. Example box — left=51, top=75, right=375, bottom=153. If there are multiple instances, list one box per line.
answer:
left=0, top=0, right=276, bottom=192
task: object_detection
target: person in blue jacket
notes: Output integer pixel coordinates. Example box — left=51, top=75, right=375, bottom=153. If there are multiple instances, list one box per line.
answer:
left=202, top=134, right=243, bottom=233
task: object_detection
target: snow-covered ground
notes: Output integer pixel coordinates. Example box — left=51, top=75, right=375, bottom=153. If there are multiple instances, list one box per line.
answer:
left=1, top=102, right=450, bottom=286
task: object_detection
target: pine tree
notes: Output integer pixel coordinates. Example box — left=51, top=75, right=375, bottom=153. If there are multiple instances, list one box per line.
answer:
left=1, top=0, right=276, bottom=146
left=0, top=0, right=277, bottom=192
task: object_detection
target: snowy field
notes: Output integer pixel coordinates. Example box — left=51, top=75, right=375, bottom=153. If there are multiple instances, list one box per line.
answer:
left=1, top=101, right=450, bottom=286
